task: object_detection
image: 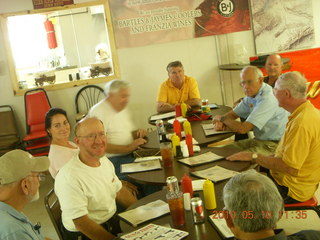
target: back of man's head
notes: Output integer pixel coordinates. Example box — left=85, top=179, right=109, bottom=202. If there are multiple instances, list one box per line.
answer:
left=104, top=80, right=130, bottom=98
left=276, top=71, right=307, bottom=99
left=223, top=170, right=283, bottom=233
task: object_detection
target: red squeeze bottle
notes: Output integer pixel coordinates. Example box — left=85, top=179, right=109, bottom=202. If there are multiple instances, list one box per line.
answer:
left=181, top=173, right=193, bottom=197
left=175, top=104, right=182, bottom=117
left=173, top=119, right=182, bottom=139
left=186, top=134, right=194, bottom=156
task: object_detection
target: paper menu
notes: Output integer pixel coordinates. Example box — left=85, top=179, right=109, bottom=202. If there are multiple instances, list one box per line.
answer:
left=120, top=223, right=189, bottom=240
left=208, top=214, right=234, bottom=239
left=150, top=111, right=176, bottom=121
left=121, top=159, right=162, bottom=173
left=178, top=152, right=224, bottom=167
left=201, top=123, right=233, bottom=136
left=118, top=200, right=170, bottom=227
left=191, top=166, right=238, bottom=183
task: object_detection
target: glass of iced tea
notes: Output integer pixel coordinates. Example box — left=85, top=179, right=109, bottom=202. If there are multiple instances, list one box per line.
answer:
left=167, top=192, right=185, bottom=226
left=160, top=142, right=173, bottom=168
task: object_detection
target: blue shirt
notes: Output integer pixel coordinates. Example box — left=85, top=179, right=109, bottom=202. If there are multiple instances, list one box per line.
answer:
left=233, top=83, right=288, bottom=141
left=0, top=202, right=44, bottom=240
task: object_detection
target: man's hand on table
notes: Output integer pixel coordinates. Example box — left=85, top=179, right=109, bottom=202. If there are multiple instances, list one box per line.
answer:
left=212, top=115, right=226, bottom=131
left=226, top=151, right=252, bottom=161
left=136, top=128, right=147, bottom=138
left=129, top=138, right=147, bottom=151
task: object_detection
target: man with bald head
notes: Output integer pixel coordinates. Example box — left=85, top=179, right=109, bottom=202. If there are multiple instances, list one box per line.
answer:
left=213, top=66, right=288, bottom=156
left=55, top=117, right=137, bottom=240
left=264, top=54, right=283, bottom=87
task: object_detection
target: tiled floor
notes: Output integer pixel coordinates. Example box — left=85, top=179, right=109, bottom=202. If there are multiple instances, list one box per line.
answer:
left=23, top=175, right=59, bottom=240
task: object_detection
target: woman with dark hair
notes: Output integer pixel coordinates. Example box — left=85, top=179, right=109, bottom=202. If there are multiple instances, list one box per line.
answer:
left=45, top=107, right=79, bottom=178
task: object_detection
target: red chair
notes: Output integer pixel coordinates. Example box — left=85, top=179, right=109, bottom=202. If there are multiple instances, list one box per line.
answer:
left=23, top=88, right=51, bottom=156
left=285, top=196, right=320, bottom=217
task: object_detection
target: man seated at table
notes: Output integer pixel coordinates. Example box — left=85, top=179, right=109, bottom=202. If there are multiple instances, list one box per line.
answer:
left=264, top=53, right=283, bottom=87
left=0, top=150, right=50, bottom=240
left=55, top=117, right=137, bottom=240
left=227, top=72, right=320, bottom=204
left=223, top=170, right=320, bottom=239
left=213, top=66, right=288, bottom=156
left=88, top=80, right=147, bottom=180
left=234, top=54, right=284, bottom=141
left=156, top=60, right=201, bottom=113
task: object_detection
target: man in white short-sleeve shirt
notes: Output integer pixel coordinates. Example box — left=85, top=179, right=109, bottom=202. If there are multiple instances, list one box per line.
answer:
left=88, top=80, right=147, bottom=178
left=55, top=117, right=136, bottom=240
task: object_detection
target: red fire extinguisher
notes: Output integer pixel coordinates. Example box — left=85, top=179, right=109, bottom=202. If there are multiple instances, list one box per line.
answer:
left=44, top=19, right=57, bottom=49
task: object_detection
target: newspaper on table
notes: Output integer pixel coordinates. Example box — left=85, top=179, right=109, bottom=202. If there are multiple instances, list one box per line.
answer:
left=121, top=159, right=162, bottom=173
left=208, top=214, right=234, bottom=239
left=178, top=151, right=224, bottom=167
left=150, top=111, right=176, bottom=121
left=118, top=200, right=169, bottom=227
left=201, top=123, right=233, bottom=136
left=191, top=165, right=238, bottom=183
left=120, top=223, right=189, bottom=240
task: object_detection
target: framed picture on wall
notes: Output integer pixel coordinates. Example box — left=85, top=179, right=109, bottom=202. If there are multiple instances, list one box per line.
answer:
left=250, top=0, right=315, bottom=54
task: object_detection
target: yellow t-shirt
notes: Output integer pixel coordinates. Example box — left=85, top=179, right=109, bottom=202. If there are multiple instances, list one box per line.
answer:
left=156, top=75, right=200, bottom=105
left=271, top=101, right=320, bottom=201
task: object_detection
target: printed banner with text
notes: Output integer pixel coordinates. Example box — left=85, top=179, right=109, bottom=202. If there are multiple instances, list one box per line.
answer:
left=109, top=0, right=250, bottom=48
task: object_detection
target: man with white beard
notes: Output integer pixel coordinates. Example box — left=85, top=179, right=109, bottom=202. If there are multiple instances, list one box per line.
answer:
left=0, top=150, right=50, bottom=240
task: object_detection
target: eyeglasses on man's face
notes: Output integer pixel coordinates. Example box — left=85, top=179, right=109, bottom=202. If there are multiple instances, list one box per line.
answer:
left=28, top=173, right=46, bottom=182
left=77, top=132, right=106, bottom=141
left=240, top=79, right=256, bottom=87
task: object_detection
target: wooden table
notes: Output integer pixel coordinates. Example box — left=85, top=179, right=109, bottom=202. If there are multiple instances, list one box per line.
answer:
left=127, top=146, right=250, bottom=186
left=144, top=105, right=233, bottom=149
left=121, top=146, right=250, bottom=240
left=120, top=189, right=227, bottom=240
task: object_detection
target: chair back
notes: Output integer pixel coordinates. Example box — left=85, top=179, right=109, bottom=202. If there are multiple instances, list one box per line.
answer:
left=24, top=88, right=51, bottom=134
left=0, top=105, right=20, bottom=155
left=44, top=188, right=64, bottom=240
left=75, top=85, right=105, bottom=120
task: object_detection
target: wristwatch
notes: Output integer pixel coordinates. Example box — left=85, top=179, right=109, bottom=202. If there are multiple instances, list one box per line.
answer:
left=252, top=153, right=258, bottom=164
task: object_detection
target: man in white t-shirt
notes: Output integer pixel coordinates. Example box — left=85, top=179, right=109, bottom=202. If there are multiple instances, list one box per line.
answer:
left=55, top=117, right=136, bottom=240
left=88, top=80, right=147, bottom=179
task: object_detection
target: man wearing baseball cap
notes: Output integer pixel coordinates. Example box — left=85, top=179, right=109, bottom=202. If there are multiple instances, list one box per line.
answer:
left=0, top=149, right=50, bottom=240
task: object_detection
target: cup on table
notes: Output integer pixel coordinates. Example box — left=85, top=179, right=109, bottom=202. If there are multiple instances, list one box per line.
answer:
left=167, top=192, right=185, bottom=226
left=160, top=142, right=173, bottom=168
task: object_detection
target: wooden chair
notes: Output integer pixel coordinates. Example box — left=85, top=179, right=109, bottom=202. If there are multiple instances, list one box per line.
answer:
left=75, top=85, right=105, bottom=121
left=44, top=188, right=64, bottom=240
left=0, top=105, right=21, bottom=156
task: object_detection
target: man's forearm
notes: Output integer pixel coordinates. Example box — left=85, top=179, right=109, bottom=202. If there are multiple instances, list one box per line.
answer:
left=223, top=118, right=252, bottom=134
left=185, top=98, right=201, bottom=107
left=107, top=143, right=132, bottom=154
left=157, top=102, right=174, bottom=113
left=256, top=155, right=298, bottom=176
left=116, top=186, right=137, bottom=208
left=73, top=215, right=115, bottom=240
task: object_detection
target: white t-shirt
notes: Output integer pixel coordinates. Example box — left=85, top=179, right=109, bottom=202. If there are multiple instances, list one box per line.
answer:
left=48, top=141, right=79, bottom=178
left=88, top=100, right=135, bottom=157
left=54, top=154, right=122, bottom=232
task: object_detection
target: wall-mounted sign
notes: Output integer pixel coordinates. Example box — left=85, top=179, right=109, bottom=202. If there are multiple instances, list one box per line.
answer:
left=32, top=0, right=74, bottom=9
left=109, top=0, right=250, bottom=48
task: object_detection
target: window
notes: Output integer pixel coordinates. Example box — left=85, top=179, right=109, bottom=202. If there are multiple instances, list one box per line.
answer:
left=0, top=1, right=120, bottom=95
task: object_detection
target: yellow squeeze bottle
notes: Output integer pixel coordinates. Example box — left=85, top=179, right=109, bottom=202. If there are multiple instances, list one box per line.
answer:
left=203, top=179, right=216, bottom=210
left=183, top=120, right=192, bottom=136
left=181, top=102, right=187, bottom=117
left=171, top=133, right=180, bottom=157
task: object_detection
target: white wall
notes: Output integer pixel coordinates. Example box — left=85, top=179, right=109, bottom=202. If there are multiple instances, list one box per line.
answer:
left=1, top=0, right=318, bottom=139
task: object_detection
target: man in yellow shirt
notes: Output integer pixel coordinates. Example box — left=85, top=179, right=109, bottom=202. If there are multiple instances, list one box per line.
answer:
left=156, top=61, right=201, bottom=113
left=226, top=71, right=320, bottom=203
